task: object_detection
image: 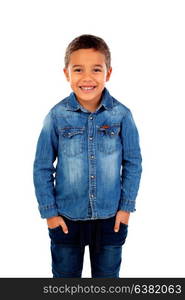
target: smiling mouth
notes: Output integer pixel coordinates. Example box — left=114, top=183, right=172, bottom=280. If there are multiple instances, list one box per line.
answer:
left=79, top=86, right=96, bottom=91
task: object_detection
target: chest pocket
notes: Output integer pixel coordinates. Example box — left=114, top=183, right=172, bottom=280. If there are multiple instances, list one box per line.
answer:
left=60, top=127, right=85, bottom=157
left=97, top=124, right=121, bottom=154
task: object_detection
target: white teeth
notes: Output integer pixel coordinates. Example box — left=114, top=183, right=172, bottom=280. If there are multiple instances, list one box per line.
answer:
left=80, top=87, right=95, bottom=90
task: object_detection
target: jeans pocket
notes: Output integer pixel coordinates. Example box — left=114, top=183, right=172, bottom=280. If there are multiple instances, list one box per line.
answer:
left=100, top=217, right=128, bottom=246
left=118, top=223, right=128, bottom=245
left=48, top=218, right=81, bottom=245
left=48, top=225, right=65, bottom=243
left=48, top=225, right=61, bottom=231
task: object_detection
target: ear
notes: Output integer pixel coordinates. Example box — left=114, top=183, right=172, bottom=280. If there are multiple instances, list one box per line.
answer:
left=106, top=67, right=112, bottom=82
left=63, top=68, right=70, bottom=81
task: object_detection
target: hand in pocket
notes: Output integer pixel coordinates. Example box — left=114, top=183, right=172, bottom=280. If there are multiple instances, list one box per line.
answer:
left=47, top=216, right=68, bottom=234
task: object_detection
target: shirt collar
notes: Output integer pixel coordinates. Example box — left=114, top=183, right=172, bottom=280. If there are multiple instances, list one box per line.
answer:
left=66, top=87, right=113, bottom=112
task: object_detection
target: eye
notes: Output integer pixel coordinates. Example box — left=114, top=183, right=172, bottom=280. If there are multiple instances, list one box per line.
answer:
left=74, top=68, right=82, bottom=72
left=93, top=68, right=101, bottom=72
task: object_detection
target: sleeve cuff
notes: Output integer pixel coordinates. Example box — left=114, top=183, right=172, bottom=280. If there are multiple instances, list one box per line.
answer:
left=118, top=199, right=136, bottom=212
left=39, top=204, right=58, bottom=219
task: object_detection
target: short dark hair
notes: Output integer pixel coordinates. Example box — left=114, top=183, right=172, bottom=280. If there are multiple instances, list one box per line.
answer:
left=64, top=34, right=111, bottom=70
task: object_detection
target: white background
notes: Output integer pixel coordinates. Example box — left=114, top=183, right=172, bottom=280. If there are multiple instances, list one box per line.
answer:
left=0, top=0, right=185, bottom=277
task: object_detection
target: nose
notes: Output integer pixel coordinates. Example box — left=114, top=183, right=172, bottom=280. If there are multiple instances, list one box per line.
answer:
left=81, top=71, right=94, bottom=81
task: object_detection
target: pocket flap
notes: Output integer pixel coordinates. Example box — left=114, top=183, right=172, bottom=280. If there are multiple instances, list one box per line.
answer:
left=61, top=127, right=85, bottom=138
left=98, top=124, right=120, bottom=136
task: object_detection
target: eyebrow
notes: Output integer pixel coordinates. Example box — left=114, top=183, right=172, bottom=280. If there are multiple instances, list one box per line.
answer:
left=72, top=64, right=103, bottom=68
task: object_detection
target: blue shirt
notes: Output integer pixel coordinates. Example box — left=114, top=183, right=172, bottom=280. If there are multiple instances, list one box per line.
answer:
left=33, top=88, right=142, bottom=220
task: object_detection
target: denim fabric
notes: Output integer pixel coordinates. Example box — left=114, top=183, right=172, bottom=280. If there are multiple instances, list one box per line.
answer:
left=33, top=87, right=142, bottom=220
left=48, top=215, right=128, bottom=278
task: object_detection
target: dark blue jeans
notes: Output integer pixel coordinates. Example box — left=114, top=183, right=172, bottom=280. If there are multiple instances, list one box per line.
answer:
left=48, top=215, right=128, bottom=278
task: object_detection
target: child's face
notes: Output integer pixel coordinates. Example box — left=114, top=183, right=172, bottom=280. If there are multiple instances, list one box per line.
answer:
left=63, top=48, right=112, bottom=104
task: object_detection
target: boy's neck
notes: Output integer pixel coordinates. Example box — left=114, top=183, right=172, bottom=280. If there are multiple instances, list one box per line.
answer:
left=76, top=95, right=102, bottom=113
left=79, top=102, right=100, bottom=112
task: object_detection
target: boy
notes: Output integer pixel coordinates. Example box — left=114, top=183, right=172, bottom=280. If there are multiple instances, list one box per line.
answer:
left=33, top=34, right=142, bottom=278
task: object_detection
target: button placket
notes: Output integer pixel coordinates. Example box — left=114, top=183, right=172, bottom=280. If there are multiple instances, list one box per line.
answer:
left=88, top=114, right=97, bottom=218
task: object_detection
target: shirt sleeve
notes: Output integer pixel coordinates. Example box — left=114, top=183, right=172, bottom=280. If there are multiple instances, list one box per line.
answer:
left=33, top=109, right=59, bottom=218
left=118, top=109, right=142, bottom=212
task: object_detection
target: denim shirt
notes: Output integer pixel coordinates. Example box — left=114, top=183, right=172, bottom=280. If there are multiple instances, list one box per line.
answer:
left=33, top=88, right=142, bottom=220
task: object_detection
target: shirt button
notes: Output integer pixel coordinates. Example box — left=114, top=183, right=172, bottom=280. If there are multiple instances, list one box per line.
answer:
left=89, top=137, right=93, bottom=140
left=90, top=155, right=94, bottom=159
left=90, top=194, right=94, bottom=198
left=89, top=116, right=93, bottom=120
left=91, top=175, right=95, bottom=179
left=111, top=131, right=115, bottom=135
